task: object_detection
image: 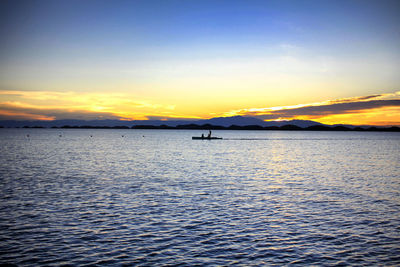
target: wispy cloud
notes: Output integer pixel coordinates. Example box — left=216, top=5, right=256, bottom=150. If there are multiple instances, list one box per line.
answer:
left=1, top=90, right=399, bottom=125
left=0, top=101, right=123, bottom=120
left=224, top=91, right=400, bottom=124
left=0, top=90, right=178, bottom=120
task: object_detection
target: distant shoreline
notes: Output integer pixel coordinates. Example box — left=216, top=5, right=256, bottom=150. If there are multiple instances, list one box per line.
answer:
left=1, top=124, right=399, bottom=132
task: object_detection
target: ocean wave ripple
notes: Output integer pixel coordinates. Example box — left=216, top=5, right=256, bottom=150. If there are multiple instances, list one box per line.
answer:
left=0, top=129, right=399, bottom=266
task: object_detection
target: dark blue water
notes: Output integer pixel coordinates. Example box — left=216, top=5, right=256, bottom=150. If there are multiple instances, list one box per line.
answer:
left=1, top=129, right=399, bottom=266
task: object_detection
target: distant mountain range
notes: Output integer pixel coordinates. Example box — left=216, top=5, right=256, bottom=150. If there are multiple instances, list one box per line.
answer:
left=0, top=116, right=394, bottom=130
left=0, top=116, right=324, bottom=128
left=203, top=116, right=324, bottom=128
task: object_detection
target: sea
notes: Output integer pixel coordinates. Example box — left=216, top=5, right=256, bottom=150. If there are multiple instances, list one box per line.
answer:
left=0, top=128, right=399, bottom=266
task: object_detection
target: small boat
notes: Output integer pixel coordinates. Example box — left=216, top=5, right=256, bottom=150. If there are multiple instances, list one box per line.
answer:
left=193, top=130, right=222, bottom=140
left=192, top=136, right=222, bottom=140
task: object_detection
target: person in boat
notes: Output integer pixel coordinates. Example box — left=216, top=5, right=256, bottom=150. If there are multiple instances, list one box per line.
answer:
left=201, top=133, right=204, bottom=138
left=207, top=130, right=212, bottom=138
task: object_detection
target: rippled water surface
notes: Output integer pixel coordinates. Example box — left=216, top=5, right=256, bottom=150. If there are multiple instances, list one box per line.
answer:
left=1, top=129, right=399, bottom=266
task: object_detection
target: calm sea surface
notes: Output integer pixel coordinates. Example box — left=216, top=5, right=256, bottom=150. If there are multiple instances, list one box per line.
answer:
left=0, top=129, right=399, bottom=266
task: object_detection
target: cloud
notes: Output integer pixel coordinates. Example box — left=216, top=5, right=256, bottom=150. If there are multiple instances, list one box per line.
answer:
left=1, top=89, right=399, bottom=125
left=327, top=92, right=399, bottom=103
left=0, top=90, right=178, bottom=120
left=252, top=100, right=400, bottom=120
left=225, top=91, right=400, bottom=121
left=0, top=102, right=122, bottom=120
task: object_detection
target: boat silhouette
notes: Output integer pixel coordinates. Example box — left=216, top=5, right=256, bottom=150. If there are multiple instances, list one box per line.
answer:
left=192, top=136, right=222, bottom=140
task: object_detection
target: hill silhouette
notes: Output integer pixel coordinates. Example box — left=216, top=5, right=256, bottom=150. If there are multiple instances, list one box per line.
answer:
left=0, top=116, right=323, bottom=128
left=0, top=116, right=398, bottom=131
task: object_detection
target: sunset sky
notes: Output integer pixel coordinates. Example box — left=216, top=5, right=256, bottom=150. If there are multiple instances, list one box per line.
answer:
left=1, top=0, right=399, bottom=125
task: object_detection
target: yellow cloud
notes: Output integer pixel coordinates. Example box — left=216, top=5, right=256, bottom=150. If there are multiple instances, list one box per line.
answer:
left=315, top=107, right=400, bottom=126
left=0, top=90, right=179, bottom=120
left=222, top=92, right=400, bottom=125
left=1, top=90, right=399, bottom=125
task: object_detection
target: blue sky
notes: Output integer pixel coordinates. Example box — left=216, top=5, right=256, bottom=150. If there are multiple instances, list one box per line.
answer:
left=0, top=0, right=399, bottom=124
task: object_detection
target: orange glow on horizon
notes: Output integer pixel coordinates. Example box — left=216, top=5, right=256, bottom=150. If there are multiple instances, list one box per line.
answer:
left=0, top=110, right=55, bottom=121
left=312, top=107, right=400, bottom=126
left=0, top=90, right=399, bottom=126
left=259, top=106, right=400, bottom=126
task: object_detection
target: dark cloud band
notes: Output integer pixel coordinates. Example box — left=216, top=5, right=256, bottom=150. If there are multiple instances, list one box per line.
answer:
left=0, top=103, right=121, bottom=120
left=248, top=100, right=400, bottom=120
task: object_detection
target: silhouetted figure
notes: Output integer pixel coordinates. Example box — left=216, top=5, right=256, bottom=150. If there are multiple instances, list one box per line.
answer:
left=201, top=133, right=204, bottom=138
left=207, top=130, right=212, bottom=138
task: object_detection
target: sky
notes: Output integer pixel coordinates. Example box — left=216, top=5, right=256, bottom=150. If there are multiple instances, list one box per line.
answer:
left=0, top=0, right=399, bottom=125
